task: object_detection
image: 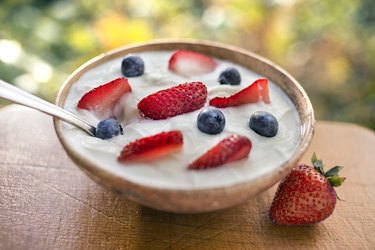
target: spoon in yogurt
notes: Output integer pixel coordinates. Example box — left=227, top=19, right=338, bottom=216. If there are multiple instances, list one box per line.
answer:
left=0, top=79, right=96, bottom=136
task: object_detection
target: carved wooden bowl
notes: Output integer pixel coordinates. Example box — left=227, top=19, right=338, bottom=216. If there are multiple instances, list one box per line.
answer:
left=54, top=40, right=315, bottom=213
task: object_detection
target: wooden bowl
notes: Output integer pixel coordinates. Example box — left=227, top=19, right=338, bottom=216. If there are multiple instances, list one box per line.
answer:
left=54, top=40, right=315, bottom=213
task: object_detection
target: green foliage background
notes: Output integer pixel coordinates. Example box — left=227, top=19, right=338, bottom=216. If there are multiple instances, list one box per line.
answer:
left=0, top=0, right=374, bottom=129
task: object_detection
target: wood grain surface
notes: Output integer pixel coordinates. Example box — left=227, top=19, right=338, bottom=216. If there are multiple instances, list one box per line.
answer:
left=0, top=105, right=374, bottom=249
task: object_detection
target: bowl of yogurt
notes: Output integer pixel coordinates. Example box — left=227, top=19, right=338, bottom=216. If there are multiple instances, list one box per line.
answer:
left=54, top=40, right=315, bottom=213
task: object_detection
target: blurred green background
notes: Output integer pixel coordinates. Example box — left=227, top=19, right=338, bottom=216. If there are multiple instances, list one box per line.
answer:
left=0, top=0, right=374, bottom=129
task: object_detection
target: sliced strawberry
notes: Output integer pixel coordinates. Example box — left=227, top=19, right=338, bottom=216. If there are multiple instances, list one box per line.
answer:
left=77, top=77, right=131, bottom=119
left=209, top=78, right=270, bottom=108
left=189, top=135, right=252, bottom=170
left=137, top=82, right=207, bottom=120
left=118, top=131, right=183, bottom=162
left=168, top=50, right=217, bottom=77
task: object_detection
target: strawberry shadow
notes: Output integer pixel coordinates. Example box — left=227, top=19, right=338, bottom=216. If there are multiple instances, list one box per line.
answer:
left=259, top=212, right=321, bottom=247
left=136, top=191, right=322, bottom=249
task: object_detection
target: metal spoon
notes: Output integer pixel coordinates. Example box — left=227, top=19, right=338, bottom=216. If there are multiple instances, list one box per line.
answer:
left=0, top=79, right=96, bottom=136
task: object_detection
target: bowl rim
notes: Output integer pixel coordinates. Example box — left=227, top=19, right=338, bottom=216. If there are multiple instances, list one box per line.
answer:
left=54, top=39, right=315, bottom=211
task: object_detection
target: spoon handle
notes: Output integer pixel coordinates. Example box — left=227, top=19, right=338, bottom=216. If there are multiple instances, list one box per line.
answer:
left=0, top=79, right=96, bottom=136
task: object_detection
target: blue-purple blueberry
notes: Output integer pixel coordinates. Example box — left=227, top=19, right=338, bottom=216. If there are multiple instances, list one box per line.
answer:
left=218, top=67, right=241, bottom=85
left=121, top=56, right=144, bottom=77
left=197, top=107, right=226, bottom=135
left=249, top=111, right=278, bottom=137
left=95, top=118, right=123, bottom=139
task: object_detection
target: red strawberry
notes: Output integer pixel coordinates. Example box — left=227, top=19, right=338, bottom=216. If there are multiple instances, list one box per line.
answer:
left=168, top=50, right=217, bottom=77
left=118, top=131, right=183, bottom=162
left=189, top=135, right=251, bottom=170
left=77, top=77, right=131, bottom=118
left=209, top=78, right=270, bottom=108
left=269, top=153, right=345, bottom=225
left=137, top=82, right=207, bottom=120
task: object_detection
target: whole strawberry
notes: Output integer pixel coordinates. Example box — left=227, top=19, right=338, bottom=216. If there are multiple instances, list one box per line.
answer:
left=269, top=153, right=345, bottom=225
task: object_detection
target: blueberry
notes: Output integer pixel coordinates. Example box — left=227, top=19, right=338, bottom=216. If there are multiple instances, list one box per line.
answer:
left=249, top=111, right=278, bottom=137
left=121, top=56, right=144, bottom=77
left=218, top=67, right=241, bottom=85
left=95, top=118, right=123, bottom=139
left=197, top=107, right=226, bottom=134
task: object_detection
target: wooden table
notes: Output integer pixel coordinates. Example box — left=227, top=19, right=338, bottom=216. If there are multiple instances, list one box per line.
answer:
left=1, top=105, right=374, bottom=249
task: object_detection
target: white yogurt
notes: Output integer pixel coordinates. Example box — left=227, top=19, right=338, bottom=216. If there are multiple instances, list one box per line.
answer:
left=62, top=51, right=301, bottom=190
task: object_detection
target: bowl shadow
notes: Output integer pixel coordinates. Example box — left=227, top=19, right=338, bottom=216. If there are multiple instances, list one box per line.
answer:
left=135, top=187, right=320, bottom=249
left=72, top=183, right=320, bottom=249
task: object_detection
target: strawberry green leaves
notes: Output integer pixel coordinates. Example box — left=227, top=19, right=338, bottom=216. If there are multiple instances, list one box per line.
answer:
left=311, top=152, right=346, bottom=188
